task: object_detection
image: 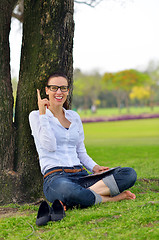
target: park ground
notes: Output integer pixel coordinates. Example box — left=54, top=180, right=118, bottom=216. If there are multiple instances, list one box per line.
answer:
left=0, top=107, right=159, bottom=240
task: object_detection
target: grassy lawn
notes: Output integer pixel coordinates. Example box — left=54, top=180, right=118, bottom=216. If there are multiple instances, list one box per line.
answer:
left=78, top=106, right=159, bottom=119
left=0, top=118, right=159, bottom=240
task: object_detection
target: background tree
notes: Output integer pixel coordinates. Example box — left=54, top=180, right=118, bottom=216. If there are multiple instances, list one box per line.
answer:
left=73, top=69, right=118, bottom=109
left=129, top=86, right=151, bottom=106
left=73, top=69, right=102, bottom=110
left=145, top=61, right=159, bottom=110
left=101, top=72, right=125, bottom=112
left=102, top=69, right=151, bottom=112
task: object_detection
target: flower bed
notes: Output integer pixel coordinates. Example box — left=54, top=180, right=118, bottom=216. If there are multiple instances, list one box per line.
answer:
left=82, top=113, right=159, bottom=123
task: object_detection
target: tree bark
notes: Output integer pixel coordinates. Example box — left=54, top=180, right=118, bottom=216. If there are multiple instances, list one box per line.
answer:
left=0, top=0, right=19, bottom=204
left=14, top=0, right=74, bottom=203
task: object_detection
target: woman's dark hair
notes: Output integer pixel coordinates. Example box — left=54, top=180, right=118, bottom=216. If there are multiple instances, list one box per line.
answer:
left=46, top=73, right=69, bottom=86
left=46, top=73, right=69, bottom=110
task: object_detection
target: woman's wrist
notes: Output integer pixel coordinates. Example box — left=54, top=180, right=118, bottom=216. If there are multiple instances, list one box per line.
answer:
left=39, top=109, right=46, bottom=115
left=39, top=106, right=47, bottom=115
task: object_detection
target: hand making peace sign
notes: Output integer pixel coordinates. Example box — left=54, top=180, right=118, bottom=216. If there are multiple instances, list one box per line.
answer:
left=37, top=89, right=50, bottom=115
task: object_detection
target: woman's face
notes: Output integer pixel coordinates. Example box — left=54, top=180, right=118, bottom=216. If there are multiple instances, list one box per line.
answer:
left=45, top=76, right=69, bottom=107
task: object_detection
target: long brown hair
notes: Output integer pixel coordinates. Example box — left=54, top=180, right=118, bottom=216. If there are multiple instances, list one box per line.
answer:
left=46, top=73, right=69, bottom=110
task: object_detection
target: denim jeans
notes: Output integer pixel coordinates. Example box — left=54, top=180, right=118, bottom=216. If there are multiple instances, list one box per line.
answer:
left=43, top=166, right=137, bottom=208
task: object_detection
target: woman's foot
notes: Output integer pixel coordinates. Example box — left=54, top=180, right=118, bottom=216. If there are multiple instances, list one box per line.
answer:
left=115, top=191, right=136, bottom=200
left=101, top=190, right=136, bottom=203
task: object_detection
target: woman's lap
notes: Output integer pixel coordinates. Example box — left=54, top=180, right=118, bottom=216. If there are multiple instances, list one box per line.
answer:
left=43, top=167, right=137, bottom=207
left=78, top=167, right=137, bottom=191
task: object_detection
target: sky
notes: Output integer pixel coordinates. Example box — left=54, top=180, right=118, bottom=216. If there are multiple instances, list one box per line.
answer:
left=9, top=0, right=159, bottom=78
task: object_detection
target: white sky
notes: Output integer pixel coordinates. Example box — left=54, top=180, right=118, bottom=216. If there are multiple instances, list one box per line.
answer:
left=10, top=0, right=159, bottom=78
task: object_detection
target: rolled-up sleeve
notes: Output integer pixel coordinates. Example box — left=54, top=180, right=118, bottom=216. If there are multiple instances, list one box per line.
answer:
left=29, top=111, right=56, bottom=152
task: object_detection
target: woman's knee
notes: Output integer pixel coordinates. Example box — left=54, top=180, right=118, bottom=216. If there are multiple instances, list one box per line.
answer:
left=119, top=167, right=137, bottom=182
left=113, top=167, right=137, bottom=192
left=123, top=167, right=137, bottom=187
left=128, top=167, right=137, bottom=185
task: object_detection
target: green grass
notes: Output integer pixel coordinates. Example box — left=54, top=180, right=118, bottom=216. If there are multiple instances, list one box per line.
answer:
left=78, top=106, right=159, bottom=119
left=83, top=118, right=159, bottom=146
left=0, top=118, right=159, bottom=239
left=83, top=119, right=159, bottom=179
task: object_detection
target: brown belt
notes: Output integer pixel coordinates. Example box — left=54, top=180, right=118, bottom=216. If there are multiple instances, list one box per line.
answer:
left=44, top=168, right=85, bottom=179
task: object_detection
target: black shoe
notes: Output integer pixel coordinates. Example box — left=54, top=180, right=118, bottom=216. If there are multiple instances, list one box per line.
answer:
left=50, top=199, right=66, bottom=222
left=36, top=201, right=51, bottom=226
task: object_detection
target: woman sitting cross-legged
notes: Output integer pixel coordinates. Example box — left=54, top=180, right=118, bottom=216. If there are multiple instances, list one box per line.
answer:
left=29, top=73, right=137, bottom=209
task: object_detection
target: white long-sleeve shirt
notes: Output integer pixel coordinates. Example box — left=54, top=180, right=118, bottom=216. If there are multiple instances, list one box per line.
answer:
left=29, top=108, right=97, bottom=175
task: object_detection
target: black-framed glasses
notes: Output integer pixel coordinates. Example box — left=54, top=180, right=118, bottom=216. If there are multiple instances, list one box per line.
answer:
left=47, top=85, right=69, bottom=92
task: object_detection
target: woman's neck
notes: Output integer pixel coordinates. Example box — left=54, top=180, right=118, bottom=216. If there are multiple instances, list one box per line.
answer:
left=48, top=105, right=64, bottom=118
left=48, top=104, right=71, bottom=128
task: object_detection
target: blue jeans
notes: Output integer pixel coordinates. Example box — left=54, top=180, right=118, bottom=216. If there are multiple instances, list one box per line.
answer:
left=43, top=166, right=137, bottom=208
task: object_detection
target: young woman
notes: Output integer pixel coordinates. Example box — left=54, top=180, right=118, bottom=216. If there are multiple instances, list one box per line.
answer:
left=29, top=73, right=137, bottom=209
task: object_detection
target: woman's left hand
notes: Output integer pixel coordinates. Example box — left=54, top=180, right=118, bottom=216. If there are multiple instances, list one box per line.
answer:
left=93, top=165, right=109, bottom=173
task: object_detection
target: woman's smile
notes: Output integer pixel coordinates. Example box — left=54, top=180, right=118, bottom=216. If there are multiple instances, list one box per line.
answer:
left=54, top=95, right=63, bottom=101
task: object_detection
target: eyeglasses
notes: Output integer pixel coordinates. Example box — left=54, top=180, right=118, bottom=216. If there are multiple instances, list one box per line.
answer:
left=47, top=85, right=69, bottom=92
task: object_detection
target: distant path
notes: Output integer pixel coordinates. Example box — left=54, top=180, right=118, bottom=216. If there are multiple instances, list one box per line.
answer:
left=81, top=113, right=159, bottom=123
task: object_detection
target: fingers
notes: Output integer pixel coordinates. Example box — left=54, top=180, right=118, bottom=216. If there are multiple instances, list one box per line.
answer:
left=105, top=167, right=110, bottom=170
left=37, top=89, right=50, bottom=114
left=37, top=89, right=41, bottom=101
left=37, top=89, right=50, bottom=106
left=99, top=166, right=109, bottom=172
left=44, top=100, right=50, bottom=108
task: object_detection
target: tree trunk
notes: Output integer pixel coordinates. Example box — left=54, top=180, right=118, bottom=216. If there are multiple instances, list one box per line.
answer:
left=149, top=92, right=154, bottom=111
left=0, top=0, right=19, bottom=204
left=125, top=93, right=130, bottom=113
left=15, top=0, right=74, bottom=203
left=113, top=91, right=122, bottom=113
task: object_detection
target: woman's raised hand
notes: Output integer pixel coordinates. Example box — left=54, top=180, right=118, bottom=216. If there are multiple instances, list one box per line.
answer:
left=37, top=89, right=50, bottom=115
